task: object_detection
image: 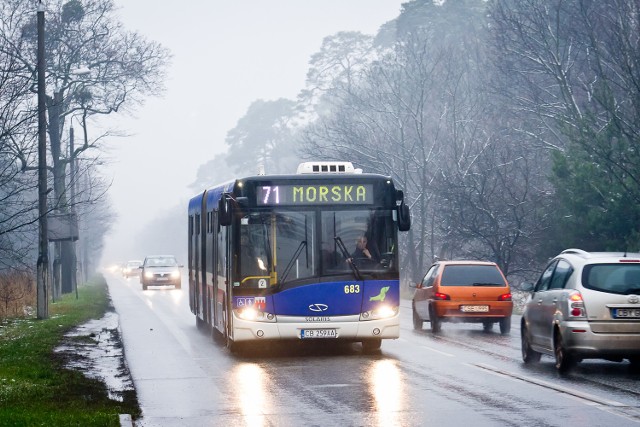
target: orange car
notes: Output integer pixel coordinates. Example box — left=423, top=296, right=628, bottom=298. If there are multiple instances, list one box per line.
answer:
left=411, top=260, right=513, bottom=334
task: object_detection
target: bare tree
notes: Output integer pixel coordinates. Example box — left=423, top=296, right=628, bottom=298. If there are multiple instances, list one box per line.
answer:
left=489, top=0, right=640, bottom=250
left=0, top=0, right=170, bottom=289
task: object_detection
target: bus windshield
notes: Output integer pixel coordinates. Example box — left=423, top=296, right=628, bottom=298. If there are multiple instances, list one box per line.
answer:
left=321, top=210, right=396, bottom=275
left=236, top=207, right=397, bottom=289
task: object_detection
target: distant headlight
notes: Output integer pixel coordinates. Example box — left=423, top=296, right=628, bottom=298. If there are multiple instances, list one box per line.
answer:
left=360, top=305, right=398, bottom=321
left=170, top=270, right=180, bottom=279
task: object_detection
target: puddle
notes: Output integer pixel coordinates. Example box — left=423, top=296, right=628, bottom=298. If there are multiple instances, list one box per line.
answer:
left=54, top=308, right=135, bottom=402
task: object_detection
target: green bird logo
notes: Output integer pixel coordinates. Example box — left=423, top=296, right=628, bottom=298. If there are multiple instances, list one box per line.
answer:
left=370, top=286, right=390, bottom=302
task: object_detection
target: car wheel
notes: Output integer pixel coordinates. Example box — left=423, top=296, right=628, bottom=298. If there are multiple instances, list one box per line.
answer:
left=521, top=324, right=541, bottom=364
left=362, top=339, right=382, bottom=353
left=142, top=283, right=148, bottom=291
left=629, top=357, right=640, bottom=372
left=499, top=316, right=511, bottom=335
left=554, top=330, right=575, bottom=373
left=412, top=304, right=423, bottom=330
left=174, top=283, right=181, bottom=289
left=429, top=306, right=441, bottom=333
left=483, top=321, right=494, bottom=332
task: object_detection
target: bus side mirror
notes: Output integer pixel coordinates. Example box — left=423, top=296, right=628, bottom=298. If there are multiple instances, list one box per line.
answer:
left=218, top=195, right=232, bottom=226
left=397, top=202, right=411, bottom=231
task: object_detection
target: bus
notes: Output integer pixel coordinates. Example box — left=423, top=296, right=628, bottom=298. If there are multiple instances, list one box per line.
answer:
left=187, top=161, right=411, bottom=353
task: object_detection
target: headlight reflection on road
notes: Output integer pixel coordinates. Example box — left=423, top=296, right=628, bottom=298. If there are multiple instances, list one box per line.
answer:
left=368, top=359, right=403, bottom=426
left=232, top=362, right=270, bottom=427
left=169, top=288, right=183, bottom=305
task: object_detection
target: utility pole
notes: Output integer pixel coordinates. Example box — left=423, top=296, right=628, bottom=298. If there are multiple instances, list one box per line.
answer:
left=70, top=125, right=78, bottom=299
left=36, top=0, right=49, bottom=319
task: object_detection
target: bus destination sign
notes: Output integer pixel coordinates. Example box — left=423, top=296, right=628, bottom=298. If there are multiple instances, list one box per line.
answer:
left=256, top=184, right=374, bottom=206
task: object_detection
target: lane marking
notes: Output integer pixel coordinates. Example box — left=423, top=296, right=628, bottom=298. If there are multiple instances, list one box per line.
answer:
left=473, top=363, right=627, bottom=407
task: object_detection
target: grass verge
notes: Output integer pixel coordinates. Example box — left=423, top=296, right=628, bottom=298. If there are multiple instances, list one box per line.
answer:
left=0, top=275, right=140, bottom=426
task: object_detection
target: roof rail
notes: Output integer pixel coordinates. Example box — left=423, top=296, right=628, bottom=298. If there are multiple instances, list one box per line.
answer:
left=560, top=248, right=590, bottom=257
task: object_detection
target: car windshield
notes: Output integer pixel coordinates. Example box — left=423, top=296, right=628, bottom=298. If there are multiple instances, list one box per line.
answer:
left=582, top=264, right=640, bottom=294
left=146, top=257, right=178, bottom=267
left=441, top=265, right=506, bottom=287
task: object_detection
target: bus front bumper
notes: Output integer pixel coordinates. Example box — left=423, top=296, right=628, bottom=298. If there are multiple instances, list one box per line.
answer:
left=231, top=313, right=400, bottom=342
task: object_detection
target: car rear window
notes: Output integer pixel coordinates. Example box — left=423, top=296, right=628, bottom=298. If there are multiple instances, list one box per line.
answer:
left=440, top=265, right=506, bottom=287
left=582, top=264, right=640, bottom=295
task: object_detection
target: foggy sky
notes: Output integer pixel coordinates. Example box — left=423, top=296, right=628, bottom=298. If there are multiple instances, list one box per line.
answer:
left=100, top=1, right=405, bottom=266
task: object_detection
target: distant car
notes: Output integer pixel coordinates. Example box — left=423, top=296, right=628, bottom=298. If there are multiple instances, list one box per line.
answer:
left=139, top=255, right=183, bottom=290
left=411, top=260, right=513, bottom=334
left=122, top=260, right=143, bottom=278
left=521, top=249, right=640, bottom=372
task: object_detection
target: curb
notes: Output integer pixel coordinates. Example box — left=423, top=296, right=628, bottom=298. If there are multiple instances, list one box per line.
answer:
left=119, top=414, right=133, bottom=426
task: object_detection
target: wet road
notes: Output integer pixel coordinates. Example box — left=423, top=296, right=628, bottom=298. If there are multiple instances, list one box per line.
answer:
left=105, top=272, right=640, bottom=426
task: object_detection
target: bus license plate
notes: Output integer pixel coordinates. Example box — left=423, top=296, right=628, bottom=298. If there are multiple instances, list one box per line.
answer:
left=301, top=329, right=338, bottom=339
left=613, top=308, right=640, bottom=318
left=460, top=305, right=489, bottom=313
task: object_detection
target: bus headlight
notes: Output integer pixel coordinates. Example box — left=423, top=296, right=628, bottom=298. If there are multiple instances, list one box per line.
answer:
left=360, top=305, right=398, bottom=321
left=234, top=307, right=276, bottom=322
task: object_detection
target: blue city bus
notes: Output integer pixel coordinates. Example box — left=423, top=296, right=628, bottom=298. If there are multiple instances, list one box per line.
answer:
left=187, top=161, right=410, bottom=353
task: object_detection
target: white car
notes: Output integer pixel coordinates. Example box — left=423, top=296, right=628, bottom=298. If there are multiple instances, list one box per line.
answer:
left=521, top=249, right=640, bottom=372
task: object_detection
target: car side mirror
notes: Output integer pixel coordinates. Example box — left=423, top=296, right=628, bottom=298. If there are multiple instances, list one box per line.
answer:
left=520, top=282, right=535, bottom=292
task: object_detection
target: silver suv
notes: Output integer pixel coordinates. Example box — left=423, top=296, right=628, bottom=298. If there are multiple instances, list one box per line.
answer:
left=521, top=249, right=640, bottom=372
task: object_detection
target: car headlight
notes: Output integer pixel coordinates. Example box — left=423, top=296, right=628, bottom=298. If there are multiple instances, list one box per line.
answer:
left=170, top=270, right=180, bottom=279
left=234, top=307, right=276, bottom=322
left=144, top=271, right=154, bottom=279
left=360, top=305, right=398, bottom=321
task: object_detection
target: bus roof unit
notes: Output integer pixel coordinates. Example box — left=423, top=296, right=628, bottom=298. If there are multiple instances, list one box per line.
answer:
left=296, top=161, right=362, bottom=175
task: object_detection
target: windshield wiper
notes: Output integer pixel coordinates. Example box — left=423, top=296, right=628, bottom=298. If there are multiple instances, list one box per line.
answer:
left=472, top=282, right=502, bottom=286
left=260, top=214, right=273, bottom=270
left=334, top=236, right=362, bottom=281
left=280, top=241, right=307, bottom=285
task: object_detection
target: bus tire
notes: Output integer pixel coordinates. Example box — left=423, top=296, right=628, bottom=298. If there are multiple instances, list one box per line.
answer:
left=196, top=316, right=205, bottom=332
left=362, top=339, right=382, bottom=353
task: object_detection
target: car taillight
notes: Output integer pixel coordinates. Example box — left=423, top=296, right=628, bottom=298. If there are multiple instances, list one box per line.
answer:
left=568, top=291, right=587, bottom=318
left=498, top=293, right=512, bottom=301
left=434, top=292, right=450, bottom=300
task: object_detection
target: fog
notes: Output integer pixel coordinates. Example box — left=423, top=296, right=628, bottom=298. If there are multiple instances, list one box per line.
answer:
left=99, top=1, right=405, bottom=267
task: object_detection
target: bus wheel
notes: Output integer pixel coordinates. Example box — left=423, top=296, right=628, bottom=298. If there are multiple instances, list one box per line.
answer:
left=196, top=316, right=205, bottom=332
left=226, top=337, right=242, bottom=355
left=211, top=326, right=224, bottom=345
left=362, top=339, right=382, bottom=353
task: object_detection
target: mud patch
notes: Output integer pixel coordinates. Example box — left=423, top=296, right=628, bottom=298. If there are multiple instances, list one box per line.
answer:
left=54, top=306, right=136, bottom=402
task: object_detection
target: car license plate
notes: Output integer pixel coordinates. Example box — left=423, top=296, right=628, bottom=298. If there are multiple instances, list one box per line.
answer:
left=460, top=305, right=489, bottom=313
left=156, top=277, right=168, bottom=281
left=613, top=308, right=640, bottom=318
left=300, top=329, right=338, bottom=339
